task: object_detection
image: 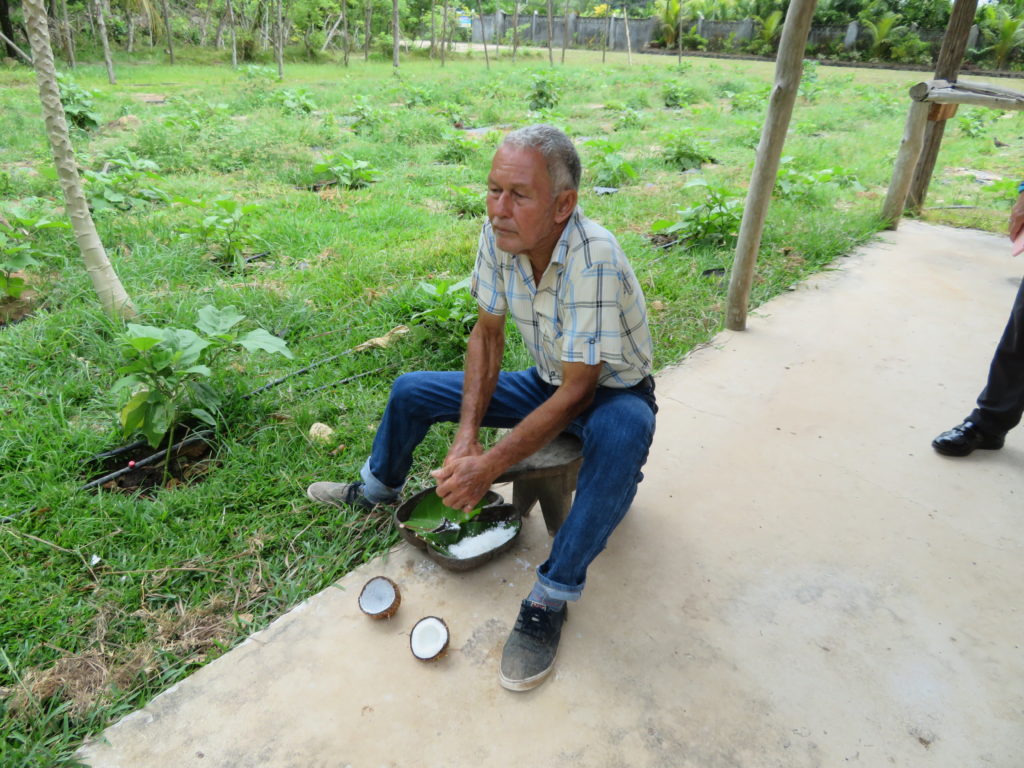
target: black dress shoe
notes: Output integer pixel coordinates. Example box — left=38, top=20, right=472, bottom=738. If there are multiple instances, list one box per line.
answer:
left=931, top=420, right=1006, bottom=457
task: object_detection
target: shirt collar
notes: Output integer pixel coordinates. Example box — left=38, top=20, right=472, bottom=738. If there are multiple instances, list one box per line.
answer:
left=550, top=205, right=583, bottom=267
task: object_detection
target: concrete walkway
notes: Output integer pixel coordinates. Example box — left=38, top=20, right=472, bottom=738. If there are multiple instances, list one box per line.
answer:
left=79, top=221, right=1023, bottom=768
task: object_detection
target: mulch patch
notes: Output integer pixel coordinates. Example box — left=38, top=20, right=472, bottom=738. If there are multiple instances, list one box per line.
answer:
left=84, top=429, right=217, bottom=497
left=0, top=290, right=36, bottom=327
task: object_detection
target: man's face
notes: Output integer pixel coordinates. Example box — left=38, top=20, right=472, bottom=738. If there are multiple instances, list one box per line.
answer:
left=486, top=144, right=575, bottom=263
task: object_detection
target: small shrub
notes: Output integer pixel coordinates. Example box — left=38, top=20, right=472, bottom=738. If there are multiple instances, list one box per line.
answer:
left=174, top=196, right=265, bottom=270
left=774, top=158, right=864, bottom=203
left=56, top=73, right=100, bottom=130
left=83, top=151, right=168, bottom=213
left=113, top=305, right=293, bottom=448
left=614, top=108, right=645, bottom=131
left=651, top=178, right=743, bottom=247
left=958, top=107, right=994, bottom=138
left=529, top=73, right=560, bottom=111
left=663, top=82, right=706, bottom=109
left=271, top=87, right=319, bottom=115
left=625, top=92, right=650, bottom=110
left=585, top=139, right=638, bottom=187
left=311, top=153, right=381, bottom=189
left=437, top=133, right=476, bottom=164
left=448, top=185, right=486, bottom=218
left=0, top=211, right=68, bottom=299
left=662, top=131, right=715, bottom=171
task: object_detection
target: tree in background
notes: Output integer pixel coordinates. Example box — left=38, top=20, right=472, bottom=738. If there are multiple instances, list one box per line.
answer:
left=22, top=0, right=136, bottom=319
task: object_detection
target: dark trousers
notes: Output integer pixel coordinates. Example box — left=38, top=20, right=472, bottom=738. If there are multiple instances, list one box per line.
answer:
left=969, top=276, right=1024, bottom=434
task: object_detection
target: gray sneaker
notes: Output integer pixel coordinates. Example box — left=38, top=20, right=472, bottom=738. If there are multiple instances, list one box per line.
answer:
left=499, top=600, right=568, bottom=692
left=306, top=481, right=378, bottom=511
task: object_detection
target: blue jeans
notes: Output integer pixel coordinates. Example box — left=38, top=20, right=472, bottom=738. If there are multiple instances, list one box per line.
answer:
left=360, top=367, right=657, bottom=601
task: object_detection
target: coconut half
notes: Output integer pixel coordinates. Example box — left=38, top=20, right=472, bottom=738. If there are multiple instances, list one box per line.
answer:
left=410, top=616, right=450, bottom=662
left=358, top=576, right=401, bottom=619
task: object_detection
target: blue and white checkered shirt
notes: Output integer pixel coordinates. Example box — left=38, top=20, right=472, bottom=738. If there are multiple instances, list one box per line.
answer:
left=471, top=206, right=652, bottom=388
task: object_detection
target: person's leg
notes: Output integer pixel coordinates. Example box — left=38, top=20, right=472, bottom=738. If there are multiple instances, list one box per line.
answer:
left=969, top=276, right=1024, bottom=434
left=500, top=386, right=656, bottom=691
left=535, top=387, right=657, bottom=600
left=359, top=368, right=551, bottom=502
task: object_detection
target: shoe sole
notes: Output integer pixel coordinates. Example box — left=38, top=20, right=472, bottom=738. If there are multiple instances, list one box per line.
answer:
left=499, top=664, right=554, bottom=692
left=931, top=441, right=1004, bottom=457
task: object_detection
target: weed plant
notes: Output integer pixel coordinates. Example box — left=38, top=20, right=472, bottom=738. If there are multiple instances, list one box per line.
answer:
left=0, top=50, right=1021, bottom=765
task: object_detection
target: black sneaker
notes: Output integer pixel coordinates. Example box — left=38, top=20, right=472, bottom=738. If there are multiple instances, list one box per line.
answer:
left=499, top=600, right=567, bottom=692
left=306, top=481, right=378, bottom=510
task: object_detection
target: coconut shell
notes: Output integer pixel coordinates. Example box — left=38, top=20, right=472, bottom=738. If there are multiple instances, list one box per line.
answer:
left=410, top=616, right=449, bottom=662
left=358, top=576, right=401, bottom=619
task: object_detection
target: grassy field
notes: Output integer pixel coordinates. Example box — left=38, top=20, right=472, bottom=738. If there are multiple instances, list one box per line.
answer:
left=1, top=43, right=1021, bottom=765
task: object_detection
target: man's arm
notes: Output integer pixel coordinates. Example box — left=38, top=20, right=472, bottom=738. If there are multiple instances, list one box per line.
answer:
left=433, top=360, right=601, bottom=513
left=443, top=307, right=506, bottom=464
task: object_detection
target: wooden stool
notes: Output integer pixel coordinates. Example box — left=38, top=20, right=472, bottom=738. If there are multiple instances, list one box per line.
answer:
left=496, top=434, right=583, bottom=536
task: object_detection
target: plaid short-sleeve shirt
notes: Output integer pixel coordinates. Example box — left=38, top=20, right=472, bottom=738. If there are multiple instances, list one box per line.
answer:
left=471, top=206, right=652, bottom=388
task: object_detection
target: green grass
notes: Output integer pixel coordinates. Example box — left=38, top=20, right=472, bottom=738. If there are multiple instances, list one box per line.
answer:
left=1, top=45, right=1022, bottom=765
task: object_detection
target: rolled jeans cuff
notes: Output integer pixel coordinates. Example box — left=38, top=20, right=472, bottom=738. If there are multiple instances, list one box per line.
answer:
left=360, top=458, right=402, bottom=504
left=536, top=569, right=583, bottom=602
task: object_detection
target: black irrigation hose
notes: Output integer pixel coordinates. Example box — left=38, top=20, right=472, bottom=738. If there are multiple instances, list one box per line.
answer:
left=243, top=351, right=352, bottom=399
left=79, top=431, right=215, bottom=492
left=83, top=438, right=150, bottom=464
left=303, top=365, right=392, bottom=395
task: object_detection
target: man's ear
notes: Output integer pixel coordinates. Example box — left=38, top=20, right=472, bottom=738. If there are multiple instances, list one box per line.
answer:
left=553, top=188, right=577, bottom=224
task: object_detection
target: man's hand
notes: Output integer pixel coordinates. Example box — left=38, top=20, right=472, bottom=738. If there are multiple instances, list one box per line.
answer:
left=1010, top=190, right=1024, bottom=242
left=431, top=454, right=498, bottom=514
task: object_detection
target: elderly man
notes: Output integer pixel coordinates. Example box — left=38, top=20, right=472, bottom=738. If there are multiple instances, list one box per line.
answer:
left=308, top=124, right=656, bottom=691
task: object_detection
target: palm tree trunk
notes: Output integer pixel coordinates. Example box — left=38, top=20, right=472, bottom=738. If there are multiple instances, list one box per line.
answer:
left=23, top=0, right=135, bottom=319
left=93, top=0, right=116, bottom=83
left=429, top=0, right=434, bottom=58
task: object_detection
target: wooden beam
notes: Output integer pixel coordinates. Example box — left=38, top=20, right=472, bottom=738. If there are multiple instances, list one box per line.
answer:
left=906, top=0, right=978, bottom=211
left=881, top=100, right=930, bottom=229
left=910, top=78, right=1024, bottom=111
left=725, top=0, right=817, bottom=332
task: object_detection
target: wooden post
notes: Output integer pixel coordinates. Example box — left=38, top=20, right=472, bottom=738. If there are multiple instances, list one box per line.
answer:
left=677, top=7, right=682, bottom=64
left=161, top=0, right=175, bottom=64
left=364, top=0, right=371, bottom=61
left=391, top=0, right=399, bottom=67
left=227, top=0, right=238, bottom=66
left=341, top=0, right=348, bottom=65
left=622, top=7, right=632, bottom=66
left=0, top=29, right=32, bottom=63
left=881, top=99, right=930, bottom=228
left=511, top=0, right=519, bottom=61
left=545, top=0, right=553, bottom=64
left=476, top=0, right=489, bottom=68
left=561, top=0, right=569, bottom=62
left=725, top=0, right=817, bottom=332
left=905, top=0, right=978, bottom=211
left=602, top=11, right=610, bottom=62
left=440, top=0, right=447, bottom=65
left=93, top=0, right=116, bottom=82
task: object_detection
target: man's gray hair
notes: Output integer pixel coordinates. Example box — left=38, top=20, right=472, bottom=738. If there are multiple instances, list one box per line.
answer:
left=501, top=124, right=581, bottom=194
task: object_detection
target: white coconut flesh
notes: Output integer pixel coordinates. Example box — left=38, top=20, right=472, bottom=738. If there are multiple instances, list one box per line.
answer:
left=410, top=616, right=449, bottom=661
left=358, top=576, right=399, bottom=618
